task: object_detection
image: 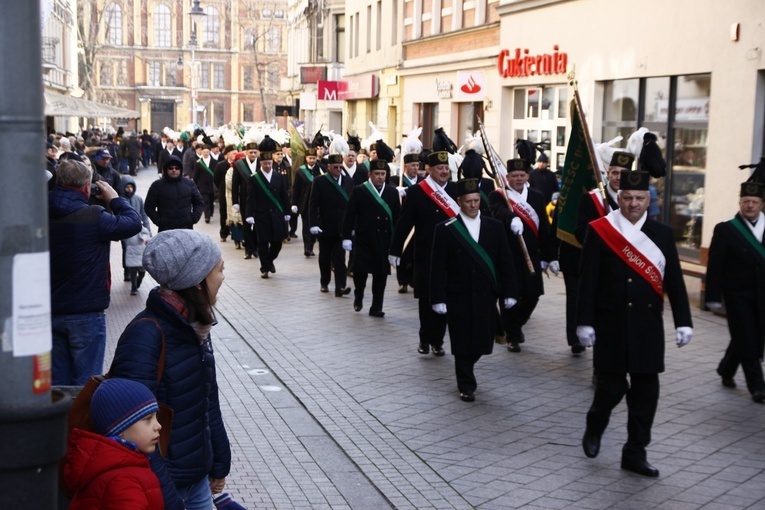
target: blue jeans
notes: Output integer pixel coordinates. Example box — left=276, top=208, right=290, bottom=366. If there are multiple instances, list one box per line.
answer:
left=51, top=311, right=106, bottom=386
left=176, top=477, right=214, bottom=510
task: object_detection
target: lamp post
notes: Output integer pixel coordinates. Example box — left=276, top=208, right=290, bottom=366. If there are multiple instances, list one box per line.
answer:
left=187, top=0, right=205, bottom=126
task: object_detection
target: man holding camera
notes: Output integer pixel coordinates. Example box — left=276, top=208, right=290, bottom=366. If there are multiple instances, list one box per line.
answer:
left=49, top=159, right=142, bottom=386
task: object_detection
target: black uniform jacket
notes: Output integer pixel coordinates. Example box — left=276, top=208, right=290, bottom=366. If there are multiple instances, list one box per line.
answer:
left=344, top=164, right=369, bottom=186
left=192, top=158, right=216, bottom=195
left=232, top=158, right=258, bottom=212
left=213, top=159, right=231, bottom=204
left=292, top=164, right=323, bottom=213
left=309, top=173, right=354, bottom=238
left=430, top=215, right=518, bottom=356
left=389, top=180, right=458, bottom=298
left=246, top=170, right=290, bottom=242
left=578, top=217, right=692, bottom=374
left=489, top=186, right=553, bottom=299
left=342, top=183, right=401, bottom=275
left=559, top=190, right=618, bottom=275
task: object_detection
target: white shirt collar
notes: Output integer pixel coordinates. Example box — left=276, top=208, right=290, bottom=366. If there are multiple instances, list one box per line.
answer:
left=746, top=211, right=765, bottom=242
left=261, top=168, right=273, bottom=182
left=459, top=210, right=481, bottom=242
left=425, top=175, right=447, bottom=191
left=344, top=163, right=356, bottom=177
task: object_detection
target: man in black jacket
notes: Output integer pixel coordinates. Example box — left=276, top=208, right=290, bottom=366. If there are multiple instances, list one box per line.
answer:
left=430, top=178, right=518, bottom=402
left=706, top=172, right=765, bottom=403
left=309, top=154, right=354, bottom=296
left=232, top=142, right=259, bottom=259
left=245, top=136, right=291, bottom=278
left=342, top=160, right=401, bottom=317
left=192, top=143, right=216, bottom=224
left=578, top=170, right=692, bottom=478
left=389, top=151, right=459, bottom=356
left=291, top=147, right=323, bottom=256
left=144, top=156, right=204, bottom=232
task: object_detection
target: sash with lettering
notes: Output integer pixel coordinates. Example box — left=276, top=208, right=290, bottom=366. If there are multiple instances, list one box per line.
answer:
left=730, top=216, right=765, bottom=270
left=588, top=189, right=609, bottom=218
left=325, top=174, right=349, bottom=201
left=504, top=186, right=540, bottom=237
left=589, top=210, right=666, bottom=298
left=252, top=172, right=283, bottom=214
left=445, top=217, right=497, bottom=287
left=363, top=180, right=394, bottom=231
left=419, top=177, right=459, bottom=218
left=197, top=158, right=214, bottom=177
left=299, top=165, right=315, bottom=184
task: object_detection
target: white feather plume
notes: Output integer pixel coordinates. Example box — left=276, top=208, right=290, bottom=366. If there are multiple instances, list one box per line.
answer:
left=221, top=128, right=242, bottom=148
left=401, top=127, right=423, bottom=155
left=594, top=136, right=623, bottom=179
left=626, top=127, right=649, bottom=162
left=329, top=134, right=349, bottom=155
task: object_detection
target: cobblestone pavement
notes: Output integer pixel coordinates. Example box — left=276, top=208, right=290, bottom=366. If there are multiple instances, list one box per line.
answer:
left=103, top=165, right=765, bottom=509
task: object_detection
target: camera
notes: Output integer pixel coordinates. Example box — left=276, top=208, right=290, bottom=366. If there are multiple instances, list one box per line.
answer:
left=91, top=183, right=101, bottom=196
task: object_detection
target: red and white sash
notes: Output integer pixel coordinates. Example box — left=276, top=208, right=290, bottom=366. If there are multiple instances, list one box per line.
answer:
left=589, top=210, right=666, bottom=297
left=420, top=177, right=459, bottom=218
left=588, top=189, right=609, bottom=218
left=504, top=186, right=540, bottom=237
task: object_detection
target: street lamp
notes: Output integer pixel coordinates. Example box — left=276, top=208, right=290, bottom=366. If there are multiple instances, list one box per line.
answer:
left=187, top=0, right=206, bottom=125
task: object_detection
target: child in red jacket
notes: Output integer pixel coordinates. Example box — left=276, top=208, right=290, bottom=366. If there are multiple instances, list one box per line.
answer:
left=64, top=378, right=164, bottom=509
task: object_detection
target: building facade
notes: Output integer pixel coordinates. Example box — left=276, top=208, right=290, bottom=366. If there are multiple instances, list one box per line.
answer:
left=42, top=0, right=80, bottom=134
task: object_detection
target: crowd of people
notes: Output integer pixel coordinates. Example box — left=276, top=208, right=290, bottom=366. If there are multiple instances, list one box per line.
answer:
left=46, top=122, right=765, bottom=507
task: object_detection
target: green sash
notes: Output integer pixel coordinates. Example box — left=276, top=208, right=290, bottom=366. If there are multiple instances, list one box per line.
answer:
left=325, top=174, right=349, bottom=201
left=197, top=158, right=214, bottom=177
left=363, top=181, right=394, bottom=231
left=731, top=217, right=765, bottom=266
left=253, top=172, right=283, bottom=214
left=479, top=189, right=489, bottom=206
left=299, top=165, right=315, bottom=184
left=402, top=175, right=414, bottom=187
left=446, top=217, right=497, bottom=285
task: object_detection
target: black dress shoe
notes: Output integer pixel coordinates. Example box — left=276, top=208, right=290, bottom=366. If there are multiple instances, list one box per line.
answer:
left=721, top=377, right=736, bottom=388
left=309, top=251, right=316, bottom=256
left=260, top=271, right=269, bottom=279
left=398, top=285, right=408, bottom=294
left=508, top=342, right=521, bottom=353
left=353, top=299, right=362, bottom=312
left=335, top=287, right=351, bottom=297
left=320, top=286, right=329, bottom=293
left=270, top=263, right=276, bottom=273
left=290, top=233, right=298, bottom=238
left=253, top=250, right=259, bottom=258
left=305, top=251, right=312, bottom=257
left=432, top=346, right=445, bottom=357
left=417, top=344, right=429, bottom=354
left=752, top=390, right=765, bottom=403
left=459, top=392, right=475, bottom=402
left=244, top=253, right=253, bottom=260
left=369, top=310, right=385, bottom=318
left=571, top=344, right=585, bottom=355
left=582, top=429, right=601, bottom=458
left=621, top=458, right=659, bottom=478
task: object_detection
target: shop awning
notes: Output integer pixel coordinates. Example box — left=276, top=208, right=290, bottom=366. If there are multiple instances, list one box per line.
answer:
left=44, top=91, right=140, bottom=118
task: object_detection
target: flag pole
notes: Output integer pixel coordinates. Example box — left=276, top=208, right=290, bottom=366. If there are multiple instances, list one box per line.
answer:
left=569, top=75, right=608, bottom=212
left=477, top=117, right=536, bottom=276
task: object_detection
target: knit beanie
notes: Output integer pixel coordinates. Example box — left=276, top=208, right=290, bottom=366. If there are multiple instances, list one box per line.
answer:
left=143, top=230, right=221, bottom=290
left=91, top=378, right=159, bottom=437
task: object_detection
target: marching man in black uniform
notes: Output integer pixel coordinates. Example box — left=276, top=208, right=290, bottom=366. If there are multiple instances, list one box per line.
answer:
left=245, top=136, right=291, bottom=278
left=291, top=147, right=323, bottom=257
left=578, top=170, right=692, bottom=478
left=309, top=154, right=354, bottom=296
left=342, top=160, right=401, bottom=317
left=232, top=140, right=259, bottom=259
left=490, top=158, right=557, bottom=353
left=430, top=178, right=518, bottom=402
left=706, top=161, right=765, bottom=403
left=389, top=150, right=459, bottom=357
left=392, top=153, right=424, bottom=294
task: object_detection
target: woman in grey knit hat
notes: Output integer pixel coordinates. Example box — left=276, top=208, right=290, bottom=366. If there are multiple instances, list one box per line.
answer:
left=109, top=229, right=231, bottom=510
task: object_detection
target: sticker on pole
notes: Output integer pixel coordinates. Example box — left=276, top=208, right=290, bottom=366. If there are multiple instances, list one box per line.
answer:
left=12, top=252, right=52, bottom=357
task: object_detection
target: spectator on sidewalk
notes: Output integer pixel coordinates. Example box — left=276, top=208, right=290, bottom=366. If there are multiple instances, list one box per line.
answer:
left=110, top=229, right=231, bottom=510
left=121, top=175, right=152, bottom=295
left=145, top=156, right=205, bottom=232
left=90, top=148, right=124, bottom=206
left=49, top=159, right=142, bottom=386
left=64, top=378, right=164, bottom=510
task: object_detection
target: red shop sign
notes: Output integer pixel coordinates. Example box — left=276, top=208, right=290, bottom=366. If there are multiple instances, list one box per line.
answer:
left=497, top=45, right=568, bottom=78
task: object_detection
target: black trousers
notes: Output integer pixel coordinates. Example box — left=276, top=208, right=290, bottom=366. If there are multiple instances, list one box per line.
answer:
left=353, top=272, right=388, bottom=312
left=455, top=355, right=482, bottom=393
left=587, top=371, right=659, bottom=461
left=562, top=270, right=580, bottom=346
left=202, top=192, right=215, bottom=221
left=417, top=297, right=447, bottom=348
left=258, top=239, right=283, bottom=273
left=289, top=212, right=298, bottom=235
left=243, top=222, right=258, bottom=256
left=128, top=157, right=138, bottom=175
left=301, top=212, right=315, bottom=253
left=501, top=295, right=540, bottom=342
left=318, top=236, right=346, bottom=290
left=718, top=290, right=765, bottom=394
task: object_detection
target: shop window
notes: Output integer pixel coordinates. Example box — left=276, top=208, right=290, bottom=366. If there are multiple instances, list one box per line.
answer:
left=458, top=102, right=484, bottom=148
left=602, top=79, right=639, bottom=144
left=417, top=103, right=439, bottom=148
left=557, top=87, right=568, bottom=118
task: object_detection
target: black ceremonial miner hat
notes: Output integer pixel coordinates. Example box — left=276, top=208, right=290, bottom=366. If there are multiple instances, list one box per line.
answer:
left=619, top=170, right=650, bottom=191
left=456, top=178, right=480, bottom=197
left=740, top=157, right=765, bottom=198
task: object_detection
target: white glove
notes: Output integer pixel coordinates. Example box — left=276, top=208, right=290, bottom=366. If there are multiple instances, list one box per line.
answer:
left=246, top=217, right=255, bottom=225
left=310, top=226, right=322, bottom=235
left=432, top=303, right=447, bottom=315
left=504, top=298, right=517, bottom=309
left=396, top=186, right=407, bottom=197
left=233, top=204, right=240, bottom=212
left=510, top=217, right=524, bottom=236
left=548, top=260, right=560, bottom=276
left=576, top=326, right=596, bottom=348
left=541, top=261, right=549, bottom=272
left=706, top=301, right=723, bottom=312
left=291, top=205, right=298, bottom=214
left=342, top=239, right=353, bottom=251
left=676, top=326, right=693, bottom=348
left=284, top=215, right=291, bottom=222
left=388, top=255, right=401, bottom=267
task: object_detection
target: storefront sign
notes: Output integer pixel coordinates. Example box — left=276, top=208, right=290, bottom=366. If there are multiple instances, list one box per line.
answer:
left=436, top=79, right=452, bottom=99
left=656, top=98, right=710, bottom=122
left=338, top=75, right=379, bottom=100
left=456, top=71, right=487, bottom=101
left=497, top=45, right=567, bottom=78
left=299, top=92, right=316, bottom=111
left=300, top=66, right=326, bottom=84
left=318, top=81, right=340, bottom=101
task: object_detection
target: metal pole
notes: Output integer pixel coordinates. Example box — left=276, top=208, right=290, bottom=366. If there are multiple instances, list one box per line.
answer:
left=191, top=45, right=197, bottom=126
left=0, top=0, right=71, bottom=507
